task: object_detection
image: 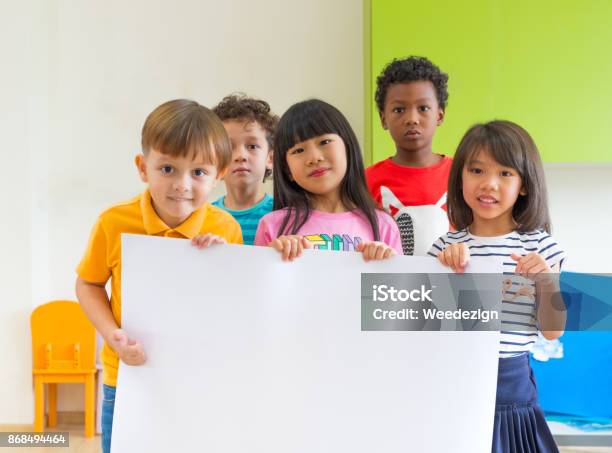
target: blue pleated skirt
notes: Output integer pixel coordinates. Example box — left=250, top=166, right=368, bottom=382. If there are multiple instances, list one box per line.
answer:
left=492, top=353, right=559, bottom=453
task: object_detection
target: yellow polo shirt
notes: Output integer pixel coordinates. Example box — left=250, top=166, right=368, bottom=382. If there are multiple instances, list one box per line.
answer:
left=76, top=190, right=242, bottom=386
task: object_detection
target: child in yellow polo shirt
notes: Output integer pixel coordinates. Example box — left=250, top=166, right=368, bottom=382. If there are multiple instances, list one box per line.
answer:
left=75, top=99, right=242, bottom=453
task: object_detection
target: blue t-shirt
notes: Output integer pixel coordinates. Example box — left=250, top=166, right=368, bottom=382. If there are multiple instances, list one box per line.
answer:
left=212, top=194, right=273, bottom=245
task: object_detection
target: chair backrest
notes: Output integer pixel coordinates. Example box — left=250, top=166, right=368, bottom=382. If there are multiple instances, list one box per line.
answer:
left=31, top=300, right=96, bottom=371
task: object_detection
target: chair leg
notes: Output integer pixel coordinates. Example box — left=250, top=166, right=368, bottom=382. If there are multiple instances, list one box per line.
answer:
left=84, top=375, right=95, bottom=438
left=48, top=383, right=57, bottom=427
left=34, top=377, right=44, bottom=432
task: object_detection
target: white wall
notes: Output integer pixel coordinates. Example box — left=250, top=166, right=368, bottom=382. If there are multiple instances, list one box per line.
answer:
left=2, top=0, right=611, bottom=423
left=545, top=165, right=612, bottom=273
left=0, top=0, right=55, bottom=424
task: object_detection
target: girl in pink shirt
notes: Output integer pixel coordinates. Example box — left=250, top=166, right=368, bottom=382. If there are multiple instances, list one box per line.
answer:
left=254, top=99, right=402, bottom=261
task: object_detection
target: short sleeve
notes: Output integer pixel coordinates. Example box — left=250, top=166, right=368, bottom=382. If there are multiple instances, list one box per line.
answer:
left=427, top=235, right=447, bottom=258
left=76, top=216, right=111, bottom=283
left=225, top=220, right=243, bottom=245
left=537, top=233, right=566, bottom=269
left=377, top=211, right=404, bottom=255
left=254, top=213, right=275, bottom=246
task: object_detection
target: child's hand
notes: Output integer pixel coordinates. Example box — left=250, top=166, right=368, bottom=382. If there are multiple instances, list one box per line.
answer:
left=510, top=252, right=556, bottom=285
left=270, top=235, right=312, bottom=261
left=191, top=233, right=227, bottom=249
left=356, top=241, right=396, bottom=261
left=110, top=329, right=146, bottom=366
left=437, top=243, right=470, bottom=273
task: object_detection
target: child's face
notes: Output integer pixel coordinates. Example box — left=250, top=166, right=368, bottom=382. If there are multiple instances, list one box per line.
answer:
left=136, top=149, right=219, bottom=228
left=462, top=149, right=525, bottom=231
left=223, top=120, right=272, bottom=191
left=285, top=133, right=347, bottom=202
left=380, top=81, right=444, bottom=154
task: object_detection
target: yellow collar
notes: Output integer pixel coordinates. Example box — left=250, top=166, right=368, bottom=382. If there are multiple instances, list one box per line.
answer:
left=140, top=190, right=207, bottom=239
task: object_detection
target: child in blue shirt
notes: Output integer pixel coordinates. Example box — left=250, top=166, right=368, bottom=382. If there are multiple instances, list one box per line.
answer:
left=212, top=94, right=278, bottom=244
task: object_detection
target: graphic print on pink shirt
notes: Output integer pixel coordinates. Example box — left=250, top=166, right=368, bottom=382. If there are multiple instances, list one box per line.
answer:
left=302, top=234, right=362, bottom=251
left=254, top=209, right=403, bottom=255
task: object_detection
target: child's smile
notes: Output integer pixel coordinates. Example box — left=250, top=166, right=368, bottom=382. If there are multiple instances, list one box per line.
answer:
left=308, top=167, right=330, bottom=177
left=462, top=149, right=525, bottom=234
left=136, top=149, right=219, bottom=228
left=286, top=133, right=347, bottom=207
left=476, top=194, right=498, bottom=206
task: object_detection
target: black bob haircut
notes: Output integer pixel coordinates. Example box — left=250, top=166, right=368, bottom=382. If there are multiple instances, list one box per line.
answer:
left=447, top=120, right=551, bottom=233
left=273, top=99, right=380, bottom=240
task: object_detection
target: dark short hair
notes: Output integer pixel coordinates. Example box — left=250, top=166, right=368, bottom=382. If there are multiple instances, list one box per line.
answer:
left=141, top=99, right=231, bottom=172
left=273, top=99, right=381, bottom=240
left=213, top=93, right=278, bottom=180
left=447, top=120, right=551, bottom=233
left=375, top=56, right=449, bottom=112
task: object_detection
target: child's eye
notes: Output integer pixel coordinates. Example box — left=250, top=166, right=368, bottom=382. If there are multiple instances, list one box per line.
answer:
left=161, top=165, right=174, bottom=174
left=193, top=168, right=207, bottom=177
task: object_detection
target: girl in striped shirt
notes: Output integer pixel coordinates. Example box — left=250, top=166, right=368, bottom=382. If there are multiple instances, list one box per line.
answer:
left=428, top=120, right=565, bottom=453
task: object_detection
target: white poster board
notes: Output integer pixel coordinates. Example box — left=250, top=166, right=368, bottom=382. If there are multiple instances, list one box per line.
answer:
left=114, top=234, right=500, bottom=453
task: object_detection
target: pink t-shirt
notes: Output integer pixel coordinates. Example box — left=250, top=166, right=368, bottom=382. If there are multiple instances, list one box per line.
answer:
left=254, top=208, right=403, bottom=254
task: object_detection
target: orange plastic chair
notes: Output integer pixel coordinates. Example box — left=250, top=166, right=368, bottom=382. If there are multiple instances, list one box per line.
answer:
left=31, top=300, right=97, bottom=437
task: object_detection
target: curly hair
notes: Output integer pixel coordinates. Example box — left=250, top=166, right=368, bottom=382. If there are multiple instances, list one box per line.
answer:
left=213, top=94, right=278, bottom=180
left=213, top=93, right=278, bottom=150
left=375, top=56, right=449, bottom=112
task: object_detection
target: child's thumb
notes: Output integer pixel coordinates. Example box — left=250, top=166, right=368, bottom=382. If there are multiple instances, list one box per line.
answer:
left=301, top=237, right=313, bottom=249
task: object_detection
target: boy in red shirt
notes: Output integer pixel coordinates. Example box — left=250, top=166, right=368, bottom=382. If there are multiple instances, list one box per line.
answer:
left=366, top=56, right=452, bottom=256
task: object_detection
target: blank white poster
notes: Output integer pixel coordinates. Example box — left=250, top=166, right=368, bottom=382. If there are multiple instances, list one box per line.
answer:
left=113, top=234, right=500, bottom=453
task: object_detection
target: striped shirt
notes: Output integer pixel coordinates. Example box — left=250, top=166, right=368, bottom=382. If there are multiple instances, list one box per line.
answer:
left=212, top=194, right=273, bottom=245
left=427, top=229, right=566, bottom=357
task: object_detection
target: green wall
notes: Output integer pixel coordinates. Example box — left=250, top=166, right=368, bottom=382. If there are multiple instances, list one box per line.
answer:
left=367, top=0, right=612, bottom=164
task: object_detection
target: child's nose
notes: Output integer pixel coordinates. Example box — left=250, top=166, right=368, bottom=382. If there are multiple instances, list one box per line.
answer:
left=481, top=176, right=500, bottom=190
left=233, top=146, right=248, bottom=161
left=306, top=147, right=324, bottom=165
left=402, top=108, right=420, bottom=125
left=173, top=175, right=190, bottom=192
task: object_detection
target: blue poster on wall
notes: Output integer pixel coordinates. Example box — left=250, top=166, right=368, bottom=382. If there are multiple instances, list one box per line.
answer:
left=531, top=272, right=612, bottom=424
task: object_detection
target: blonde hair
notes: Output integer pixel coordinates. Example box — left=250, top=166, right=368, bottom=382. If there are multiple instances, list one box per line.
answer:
left=141, top=99, right=231, bottom=172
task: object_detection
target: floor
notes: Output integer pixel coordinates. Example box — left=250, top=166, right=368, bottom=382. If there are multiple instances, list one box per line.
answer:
left=558, top=437, right=612, bottom=452
left=3, top=423, right=611, bottom=453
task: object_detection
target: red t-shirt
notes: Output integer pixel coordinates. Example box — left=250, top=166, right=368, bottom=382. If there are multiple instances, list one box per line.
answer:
left=365, top=155, right=452, bottom=256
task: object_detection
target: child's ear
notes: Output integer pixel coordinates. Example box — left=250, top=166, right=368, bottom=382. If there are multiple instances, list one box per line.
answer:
left=436, top=108, right=445, bottom=126
left=266, top=149, right=274, bottom=170
left=379, top=111, right=388, bottom=130
left=135, top=154, right=148, bottom=183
